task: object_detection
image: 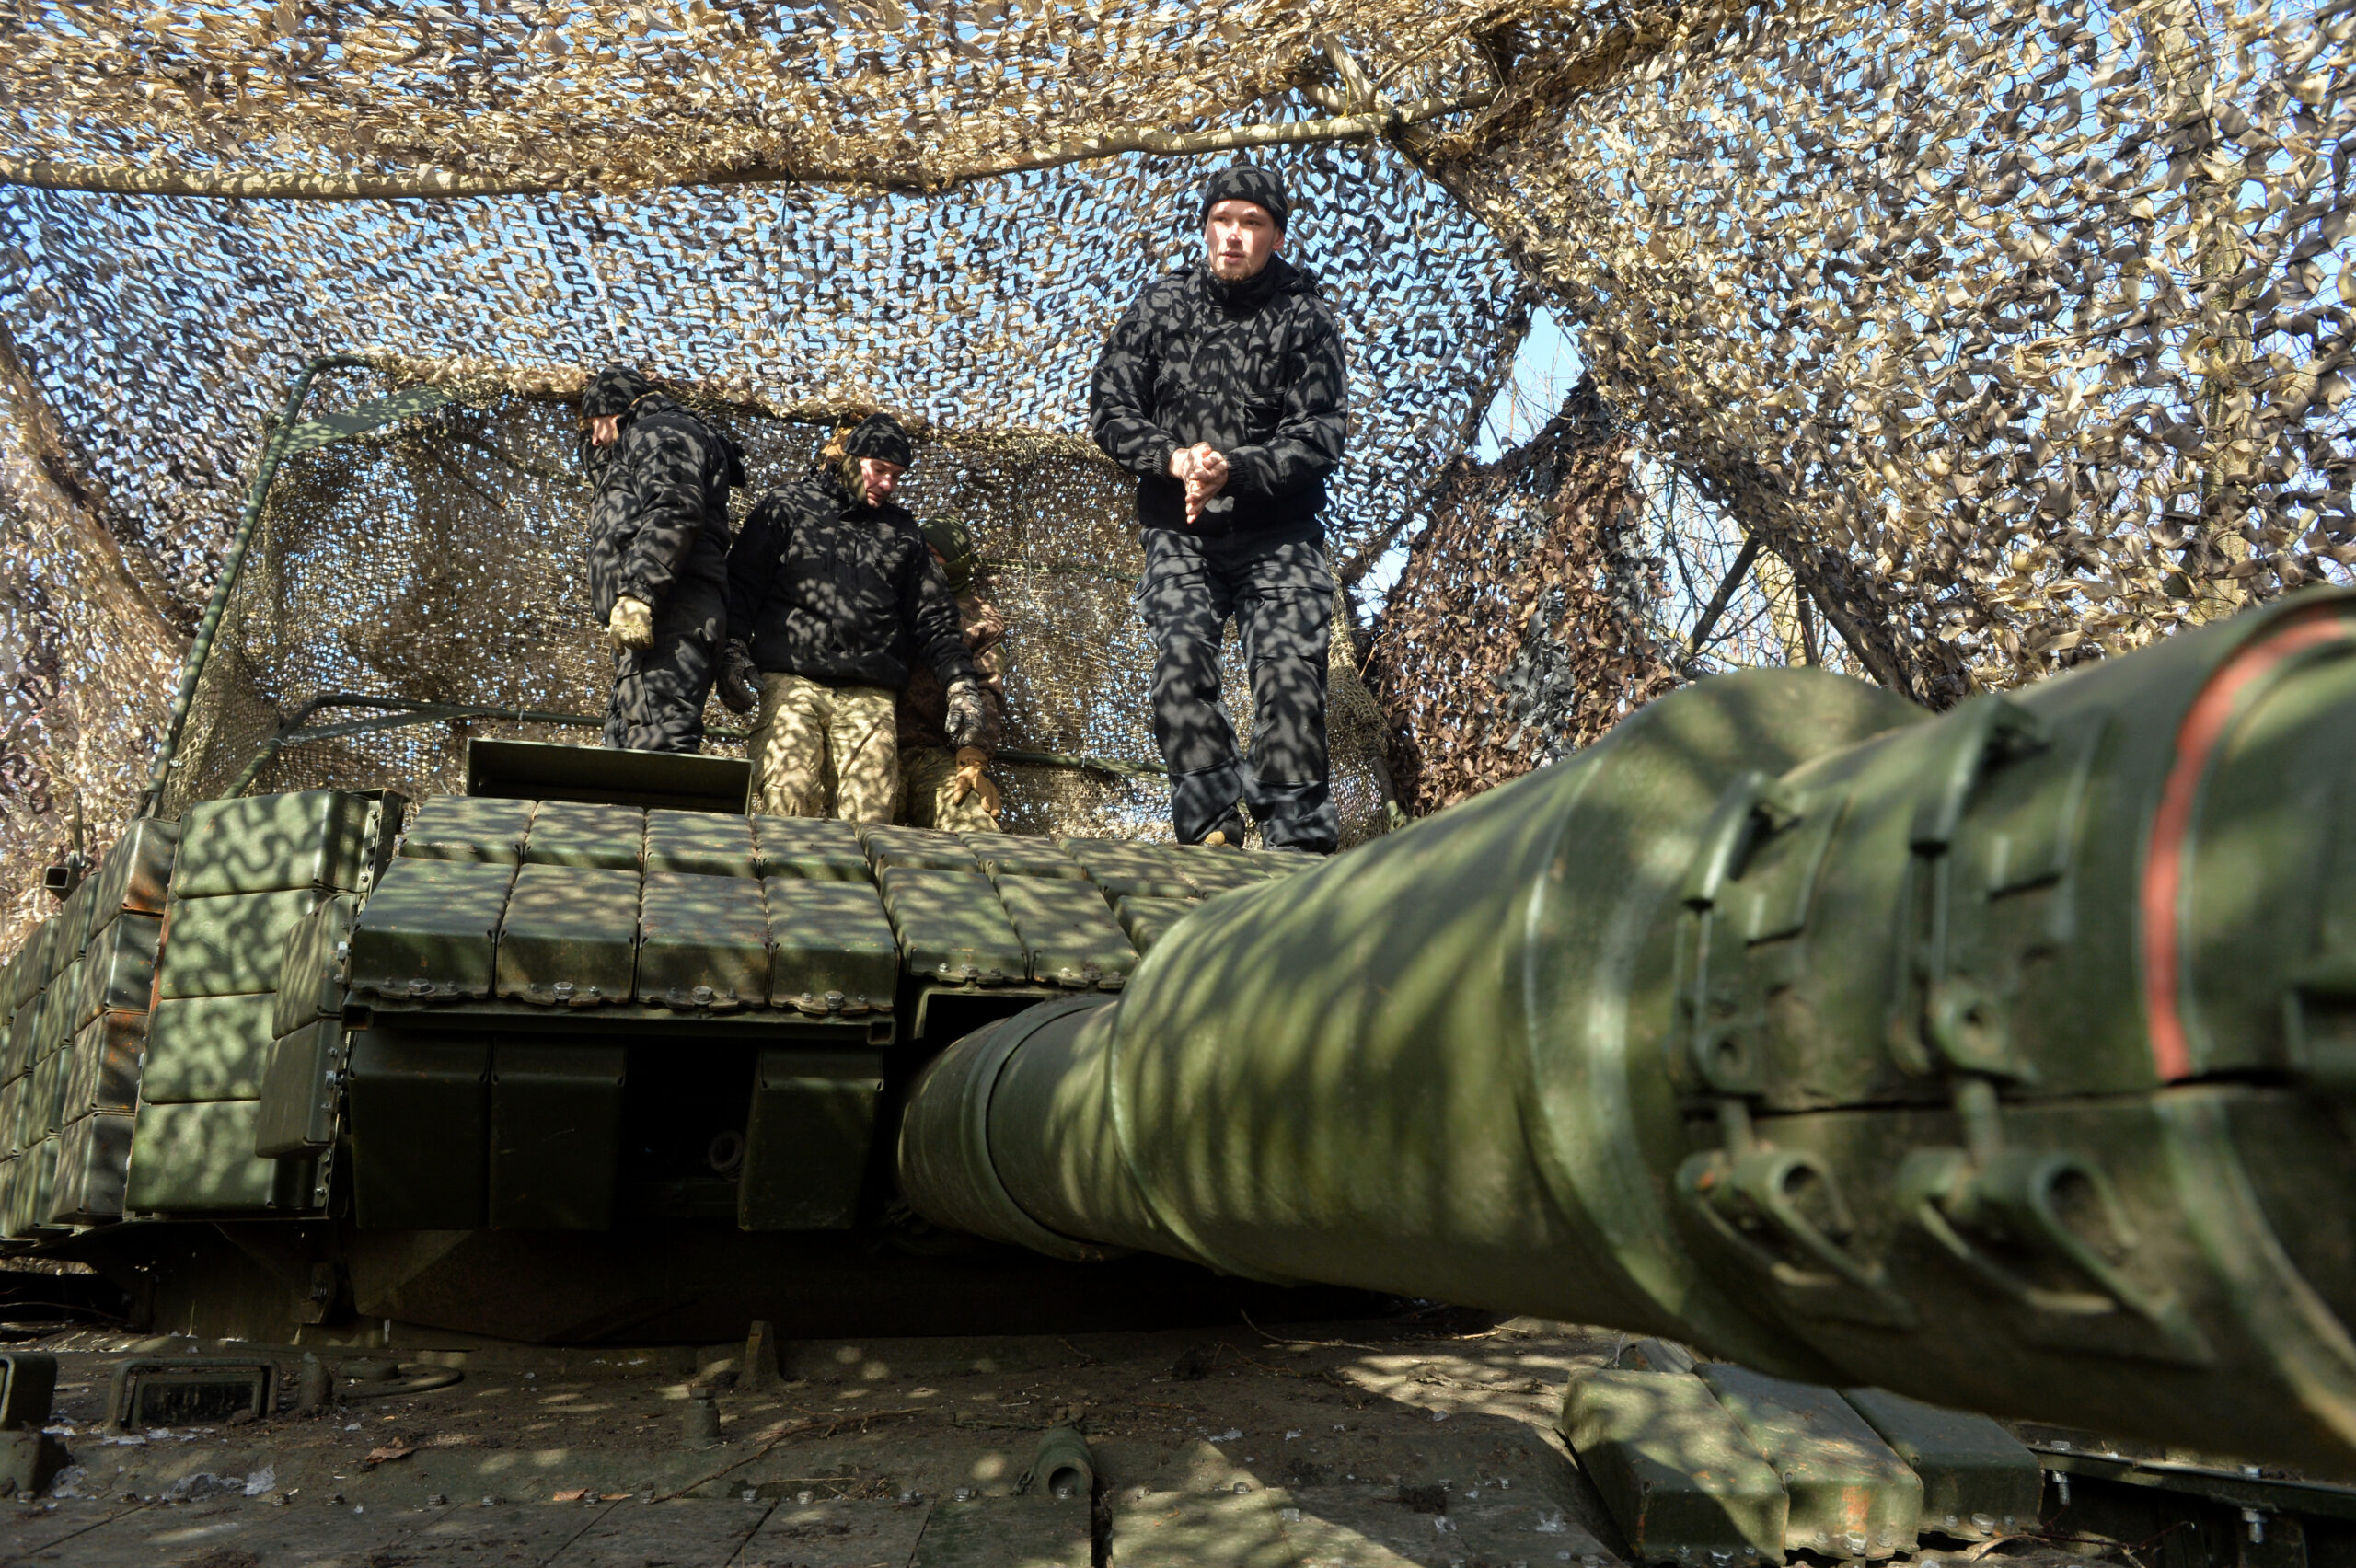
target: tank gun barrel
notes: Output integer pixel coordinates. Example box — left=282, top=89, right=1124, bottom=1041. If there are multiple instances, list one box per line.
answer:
left=902, top=590, right=2356, bottom=1474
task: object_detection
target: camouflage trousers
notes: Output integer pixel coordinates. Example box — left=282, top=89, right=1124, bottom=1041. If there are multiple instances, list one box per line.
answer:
left=602, top=588, right=722, bottom=754
left=748, top=672, right=898, bottom=823
left=900, top=745, right=1003, bottom=834
left=1137, top=530, right=1339, bottom=853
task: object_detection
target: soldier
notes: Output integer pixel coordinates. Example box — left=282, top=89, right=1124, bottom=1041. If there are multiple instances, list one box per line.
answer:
left=895, top=515, right=1007, bottom=833
left=580, top=364, right=745, bottom=753
left=1088, top=163, right=1348, bottom=852
left=722, top=414, right=987, bottom=822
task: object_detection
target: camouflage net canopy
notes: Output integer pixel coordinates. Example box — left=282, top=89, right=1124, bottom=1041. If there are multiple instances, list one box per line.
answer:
left=151, top=386, right=1402, bottom=845
left=6, top=0, right=2356, bottom=941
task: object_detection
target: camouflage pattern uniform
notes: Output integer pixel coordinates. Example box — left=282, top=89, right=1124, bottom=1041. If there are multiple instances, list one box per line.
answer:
left=726, top=417, right=980, bottom=823
left=1089, top=166, right=1348, bottom=852
left=897, top=575, right=1007, bottom=833
left=749, top=674, right=901, bottom=822
left=582, top=365, right=745, bottom=753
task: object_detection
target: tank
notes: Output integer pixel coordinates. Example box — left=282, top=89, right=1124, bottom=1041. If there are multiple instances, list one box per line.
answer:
left=4, top=590, right=2356, bottom=1479
left=899, top=586, right=2356, bottom=1477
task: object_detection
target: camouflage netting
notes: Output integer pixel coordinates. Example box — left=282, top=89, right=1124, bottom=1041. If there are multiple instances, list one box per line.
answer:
left=155, top=385, right=1402, bottom=846
left=6, top=0, right=2356, bottom=950
left=1370, top=378, right=1683, bottom=814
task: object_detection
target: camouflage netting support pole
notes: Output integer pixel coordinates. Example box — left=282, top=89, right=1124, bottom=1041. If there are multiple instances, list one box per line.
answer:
left=138, top=355, right=375, bottom=818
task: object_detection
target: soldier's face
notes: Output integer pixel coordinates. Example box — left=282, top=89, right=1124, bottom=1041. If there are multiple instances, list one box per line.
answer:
left=589, top=415, right=620, bottom=446
left=859, top=457, right=905, bottom=506
left=1206, top=202, right=1282, bottom=281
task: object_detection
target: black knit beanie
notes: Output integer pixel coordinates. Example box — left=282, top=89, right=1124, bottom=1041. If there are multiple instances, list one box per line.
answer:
left=1198, top=164, right=1290, bottom=231
left=843, top=412, right=914, bottom=468
left=581, top=364, right=653, bottom=418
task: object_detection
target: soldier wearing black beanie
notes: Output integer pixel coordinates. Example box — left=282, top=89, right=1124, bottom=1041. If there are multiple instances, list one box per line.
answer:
left=1087, top=163, right=1348, bottom=853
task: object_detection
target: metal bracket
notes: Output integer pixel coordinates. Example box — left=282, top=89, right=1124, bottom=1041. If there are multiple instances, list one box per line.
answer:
left=1675, top=770, right=1822, bottom=1096
left=1885, top=697, right=2085, bottom=1082
left=1898, top=1143, right=2212, bottom=1366
left=1677, top=1139, right=1919, bottom=1330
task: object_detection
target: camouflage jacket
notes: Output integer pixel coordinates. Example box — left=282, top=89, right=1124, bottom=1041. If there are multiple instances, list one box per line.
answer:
left=584, top=396, right=745, bottom=619
left=897, top=580, right=1006, bottom=757
left=725, top=470, right=980, bottom=695
left=1087, top=255, right=1348, bottom=547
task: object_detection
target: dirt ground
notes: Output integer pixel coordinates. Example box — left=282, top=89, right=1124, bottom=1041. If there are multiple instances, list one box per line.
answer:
left=0, top=1315, right=2130, bottom=1568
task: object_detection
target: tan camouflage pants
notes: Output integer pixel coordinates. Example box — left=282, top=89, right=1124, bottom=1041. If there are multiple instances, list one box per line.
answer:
left=900, top=745, right=1003, bottom=834
left=748, top=672, right=898, bottom=824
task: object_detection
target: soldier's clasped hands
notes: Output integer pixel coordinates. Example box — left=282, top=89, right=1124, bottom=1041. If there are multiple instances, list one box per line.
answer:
left=1168, top=442, right=1230, bottom=525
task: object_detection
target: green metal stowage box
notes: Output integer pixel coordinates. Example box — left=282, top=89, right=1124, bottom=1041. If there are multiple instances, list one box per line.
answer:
left=0, top=1080, right=20, bottom=1158
left=124, top=1101, right=277, bottom=1212
left=155, top=890, right=324, bottom=999
left=754, top=817, right=872, bottom=882
left=1167, top=853, right=1270, bottom=898
left=49, top=1112, right=133, bottom=1225
left=272, top=894, right=356, bottom=1038
left=861, top=824, right=981, bottom=874
left=645, top=811, right=757, bottom=877
left=521, top=801, right=645, bottom=870
left=1840, top=1388, right=2044, bottom=1539
left=55, top=878, right=94, bottom=963
left=346, top=859, right=513, bottom=1004
left=764, top=882, right=899, bottom=1015
left=35, top=965, right=79, bottom=1073
left=2, top=1077, right=27, bottom=1160
left=75, top=913, right=160, bottom=1031
left=496, top=866, right=641, bottom=1006
left=64, top=1012, right=145, bottom=1119
left=79, top=818, right=181, bottom=926
left=1560, top=1367, right=1789, bottom=1562
left=28, top=1051, right=64, bottom=1142
left=3, top=992, right=43, bottom=1086
left=5, top=923, right=50, bottom=1014
left=399, top=796, right=536, bottom=864
left=255, top=1019, right=348, bottom=1158
left=1698, top=1364, right=1923, bottom=1559
left=992, top=876, right=1137, bottom=988
left=171, top=790, right=390, bottom=899
left=35, top=968, right=79, bottom=1070
left=142, top=994, right=280, bottom=1101
left=1114, top=894, right=1196, bottom=954
left=1056, top=839, right=1195, bottom=900
left=9, top=1138, right=57, bottom=1236
left=490, top=1043, right=625, bottom=1229
left=739, top=1049, right=886, bottom=1230
left=967, top=837, right=1084, bottom=882
left=344, top=1032, right=488, bottom=1228
left=878, top=866, right=1026, bottom=985
left=638, top=872, right=768, bottom=1010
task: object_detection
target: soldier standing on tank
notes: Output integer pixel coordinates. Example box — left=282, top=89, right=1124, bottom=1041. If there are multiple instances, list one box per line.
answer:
left=1089, top=163, right=1348, bottom=853
left=581, top=364, right=745, bottom=754
left=895, top=515, right=1008, bottom=833
left=722, top=414, right=987, bottom=822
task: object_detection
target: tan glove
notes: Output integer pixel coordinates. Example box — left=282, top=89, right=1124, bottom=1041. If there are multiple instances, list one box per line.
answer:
left=952, top=746, right=1002, bottom=817
left=608, top=596, right=654, bottom=650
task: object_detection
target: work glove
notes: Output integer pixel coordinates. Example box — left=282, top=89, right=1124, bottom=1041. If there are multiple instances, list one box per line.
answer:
left=943, top=678, right=987, bottom=749
left=608, top=596, right=655, bottom=651
left=716, top=640, right=759, bottom=715
left=951, top=746, right=1002, bottom=818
